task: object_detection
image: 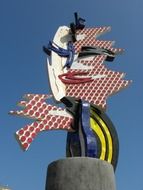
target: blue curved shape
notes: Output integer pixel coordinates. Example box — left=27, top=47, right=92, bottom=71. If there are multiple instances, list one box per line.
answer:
left=81, top=101, right=98, bottom=157
left=46, top=41, right=75, bottom=68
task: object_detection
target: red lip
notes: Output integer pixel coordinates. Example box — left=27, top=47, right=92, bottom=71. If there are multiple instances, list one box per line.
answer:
left=58, top=71, right=93, bottom=84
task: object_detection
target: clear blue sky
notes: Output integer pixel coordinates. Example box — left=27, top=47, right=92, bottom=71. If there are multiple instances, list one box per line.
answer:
left=0, top=0, right=143, bottom=189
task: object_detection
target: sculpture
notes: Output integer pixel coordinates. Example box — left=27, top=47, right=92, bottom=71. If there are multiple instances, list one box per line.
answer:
left=10, top=13, right=131, bottom=170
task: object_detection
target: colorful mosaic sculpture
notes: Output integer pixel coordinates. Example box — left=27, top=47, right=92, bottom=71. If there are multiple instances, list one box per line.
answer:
left=10, top=13, right=131, bottom=170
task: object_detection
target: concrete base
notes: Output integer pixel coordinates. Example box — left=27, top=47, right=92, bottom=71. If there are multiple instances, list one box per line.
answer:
left=45, top=157, right=116, bottom=190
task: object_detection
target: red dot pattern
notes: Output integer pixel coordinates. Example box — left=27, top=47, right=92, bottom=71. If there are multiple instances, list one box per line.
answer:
left=75, top=27, right=110, bottom=52
left=66, top=56, right=130, bottom=109
left=11, top=94, right=73, bottom=150
left=64, top=27, right=131, bottom=110
left=75, top=27, right=123, bottom=54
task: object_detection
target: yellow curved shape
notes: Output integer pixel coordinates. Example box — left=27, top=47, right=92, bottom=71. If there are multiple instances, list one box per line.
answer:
left=92, top=111, right=113, bottom=163
left=90, top=117, right=106, bottom=160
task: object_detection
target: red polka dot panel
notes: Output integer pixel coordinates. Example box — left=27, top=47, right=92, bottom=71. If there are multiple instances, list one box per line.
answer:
left=64, top=27, right=131, bottom=110
left=10, top=94, right=73, bottom=150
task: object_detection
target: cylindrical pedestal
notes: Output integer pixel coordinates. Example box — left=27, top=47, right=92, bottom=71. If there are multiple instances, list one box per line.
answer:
left=45, top=157, right=116, bottom=190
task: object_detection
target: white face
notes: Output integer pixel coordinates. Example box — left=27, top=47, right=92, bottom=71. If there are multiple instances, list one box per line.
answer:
left=47, top=26, right=70, bottom=101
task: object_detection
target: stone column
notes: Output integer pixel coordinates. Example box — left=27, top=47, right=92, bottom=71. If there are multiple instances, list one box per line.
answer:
left=45, top=157, right=116, bottom=190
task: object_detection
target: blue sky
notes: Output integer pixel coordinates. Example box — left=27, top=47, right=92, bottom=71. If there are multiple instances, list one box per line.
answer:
left=0, top=0, right=143, bottom=189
